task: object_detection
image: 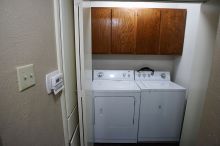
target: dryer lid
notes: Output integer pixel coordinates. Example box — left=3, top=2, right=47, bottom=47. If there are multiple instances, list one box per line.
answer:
left=92, top=80, right=140, bottom=92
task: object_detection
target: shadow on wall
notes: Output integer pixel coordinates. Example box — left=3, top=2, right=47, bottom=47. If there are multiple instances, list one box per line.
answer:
left=92, top=54, right=175, bottom=72
left=0, top=136, right=2, bottom=146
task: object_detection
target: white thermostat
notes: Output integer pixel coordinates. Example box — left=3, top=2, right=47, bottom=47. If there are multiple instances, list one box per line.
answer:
left=46, top=70, right=64, bottom=95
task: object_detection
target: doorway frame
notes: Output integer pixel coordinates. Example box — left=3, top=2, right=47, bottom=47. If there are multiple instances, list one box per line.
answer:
left=53, top=0, right=85, bottom=146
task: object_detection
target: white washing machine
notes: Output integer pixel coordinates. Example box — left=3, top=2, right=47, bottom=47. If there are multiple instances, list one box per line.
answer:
left=93, top=70, right=140, bottom=143
left=135, top=71, right=186, bottom=142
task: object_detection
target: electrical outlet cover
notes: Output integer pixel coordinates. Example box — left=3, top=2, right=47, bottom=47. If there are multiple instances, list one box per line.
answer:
left=16, top=64, right=36, bottom=91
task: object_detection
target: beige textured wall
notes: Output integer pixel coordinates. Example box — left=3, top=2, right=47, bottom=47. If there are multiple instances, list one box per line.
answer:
left=196, top=15, right=220, bottom=146
left=0, top=0, right=65, bottom=146
left=93, top=55, right=174, bottom=74
left=177, top=1, right=220, bottom=146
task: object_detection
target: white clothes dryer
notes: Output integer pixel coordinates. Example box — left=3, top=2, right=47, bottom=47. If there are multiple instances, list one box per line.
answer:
left=93, top=70, right=141, bottom=143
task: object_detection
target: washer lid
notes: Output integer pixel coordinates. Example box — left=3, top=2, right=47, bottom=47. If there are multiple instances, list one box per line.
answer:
left=92, top=80, right=140, bottom=92
left=139, top=81, right=186, bottom=91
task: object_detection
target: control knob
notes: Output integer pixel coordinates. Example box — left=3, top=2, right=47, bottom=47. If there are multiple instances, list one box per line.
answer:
left=97, top=72, right=104, bottom=78
left=161, top=73, right=166, bottom=79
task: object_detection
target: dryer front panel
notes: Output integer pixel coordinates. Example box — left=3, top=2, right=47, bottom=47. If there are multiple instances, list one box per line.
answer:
left=94, top=96, right=138, bottom=142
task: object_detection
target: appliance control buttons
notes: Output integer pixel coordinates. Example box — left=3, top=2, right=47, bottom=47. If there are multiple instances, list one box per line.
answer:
left=97, top=72, right=104, bottom=78
left=123, top=73, right=126, bottom=77
left=138, top=73, right=141, bottom=77
left=128, top=74, right=130, bottom=78
left=143, top=73, right=147, bottom=78
left=161, top=73, right=166, bottom=79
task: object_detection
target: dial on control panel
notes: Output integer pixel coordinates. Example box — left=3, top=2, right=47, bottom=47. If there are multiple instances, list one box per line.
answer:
left=97, top=72, right=104, bottom=78
left=122, top=73, right=131, bottom=78
left=160, top=73, right=166, bottom=79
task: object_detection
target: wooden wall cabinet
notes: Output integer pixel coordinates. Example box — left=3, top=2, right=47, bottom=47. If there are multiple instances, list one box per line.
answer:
left=160, top=9, right=187, bottom=55
left=111, top=8, right=137, bottom=54
left=92, top=8, right=111, bottom=54
left=92, top=8, right=187, bottom=55
left=136, top=9, right=161, bottom=54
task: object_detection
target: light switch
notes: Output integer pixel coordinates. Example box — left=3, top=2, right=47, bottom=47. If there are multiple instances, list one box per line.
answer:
left=16, top=64, right=36, bottom=91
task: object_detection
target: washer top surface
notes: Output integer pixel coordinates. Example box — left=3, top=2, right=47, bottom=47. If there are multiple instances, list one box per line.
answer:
left=135, top=71, right=186, bottom=91
left=137, top=81, right=186, bottom=91
left=93, top=80, right=140, bottom=92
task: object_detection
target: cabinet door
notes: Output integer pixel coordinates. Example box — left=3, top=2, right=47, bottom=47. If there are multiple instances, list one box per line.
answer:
left=112, top=8, right=137, bottom=54
left=136, top=9, right=161, bottom=54
left=92, top=8, right=111, bottom=54
left=159, top=9, right=187, bottom=55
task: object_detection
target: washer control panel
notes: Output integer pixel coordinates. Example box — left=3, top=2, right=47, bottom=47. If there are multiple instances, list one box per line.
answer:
left=135, top=71, right=170, bottom=81
left=93, top=70, right=134, bottom=80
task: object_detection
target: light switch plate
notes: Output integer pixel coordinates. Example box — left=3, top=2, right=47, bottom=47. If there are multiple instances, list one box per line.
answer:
left=16, top=64, right=36, bottom=91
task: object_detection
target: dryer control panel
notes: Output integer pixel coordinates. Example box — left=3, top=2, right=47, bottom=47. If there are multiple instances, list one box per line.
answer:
left=93, top=70, right=134, bottom=81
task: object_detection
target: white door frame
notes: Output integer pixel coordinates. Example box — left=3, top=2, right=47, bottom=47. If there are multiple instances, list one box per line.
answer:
left=53, top=0, right=69, bottom=145
left=54, top=0, right=91, bottom=146
left=54, top=0, right=81, bottom=145
left=74, top=2, right=93, bottom=146
left=73, top=2, right=85, bottom=146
